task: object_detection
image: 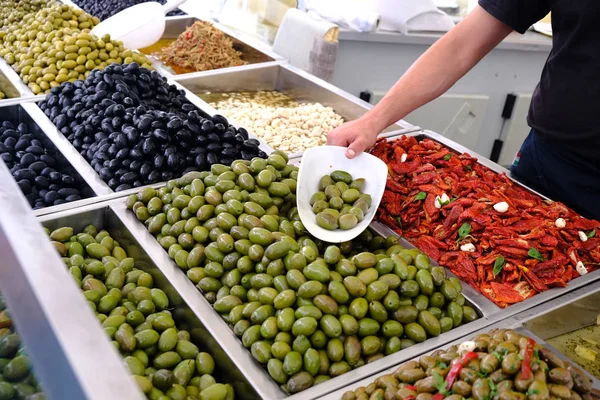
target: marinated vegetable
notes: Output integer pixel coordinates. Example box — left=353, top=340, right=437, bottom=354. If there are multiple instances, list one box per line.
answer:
left=72, top=0, right=184, bottom=21
left=0, top=294, right=46, bottom=400
left=156, top=21, right=247, bottom=74
left=48, top=226, right=233, bottom=400
left=311, top=171, right=370, bottom=231
left=0, top=119, right=87, bottom=209
left=371, top=135, right=600, bottom=307
left=0, top=3, right=152, bottom=93
left=341, top=329, right=599, bottom=400
left=39, top=63, right=265, bottom=191
left=128, top=156, right=479, bottom=393
left=203, top=91, right=344, bottom=154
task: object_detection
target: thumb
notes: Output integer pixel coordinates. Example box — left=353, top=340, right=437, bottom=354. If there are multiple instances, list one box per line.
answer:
left=345, top=139, right=364, bottom=159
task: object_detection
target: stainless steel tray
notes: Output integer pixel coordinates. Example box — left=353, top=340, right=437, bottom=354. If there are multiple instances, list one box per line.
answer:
left=110, top=195, right=501, bottom=400
left=378, top=130, right=600, bottom=316
left=0, top=161, right=145, bottom=400
left=0, top=104, right=103, bottom=213
left=38, top=200, right=262, bottom=399
left=22, top=78, right=276, bottom=209
left=175, top=62, right=418, bottom=159
left=144, top=16, right=285, bottom=80
left=323, top=283, right=600, bottom=400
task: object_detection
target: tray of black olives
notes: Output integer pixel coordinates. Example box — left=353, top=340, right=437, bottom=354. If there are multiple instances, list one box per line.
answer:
left=33, top=63, right=273, bottom=197
left=0, top=104, right=97, bottom=211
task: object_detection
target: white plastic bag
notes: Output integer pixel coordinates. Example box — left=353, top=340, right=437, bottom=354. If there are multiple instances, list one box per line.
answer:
left=375, top=0, right=455, bottom=34
left=304, top=0, right=380, bottom=32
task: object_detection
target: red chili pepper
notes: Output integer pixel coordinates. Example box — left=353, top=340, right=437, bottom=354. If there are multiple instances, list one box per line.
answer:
left=432, top=394, right=445, bottom=400
left=521, top=338, right=536, bottom=380
left=405, top=385, right=417, bottom=391
left=405, top=396, right=416, bottom=400
left=446, top=352, right=479, bottom=388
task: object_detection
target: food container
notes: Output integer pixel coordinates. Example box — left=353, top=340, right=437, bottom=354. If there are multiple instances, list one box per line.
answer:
left=24, top=82, right=275, bottom=211
left=113, top=192, right=500, bottom=399
left=0, top=103, right=101, bottom=215
left=139, top=16, right=285, bottom=79
left=175, top=62, right=418, bottom=159
left=0, top=161, right=145, bottom=399
left=39, top=200, right=263, bottom=399
left=375, top=130, right=600, bottom=317
left=322, top=283, right=600, bottom=399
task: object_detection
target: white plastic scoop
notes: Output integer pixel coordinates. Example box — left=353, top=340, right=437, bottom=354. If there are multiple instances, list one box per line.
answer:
left=91, top=0, right=187, bottom=50
left=297, top=146, right=388, bottom=243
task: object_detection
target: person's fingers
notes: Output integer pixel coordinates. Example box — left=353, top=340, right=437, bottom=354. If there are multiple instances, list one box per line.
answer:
left=326, top=127, right=348, bottom=146
left=345, top=138, right=365, bottom=159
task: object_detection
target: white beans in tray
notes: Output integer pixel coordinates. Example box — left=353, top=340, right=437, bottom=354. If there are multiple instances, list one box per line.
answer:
left=204, top=91, right=345, bottom=154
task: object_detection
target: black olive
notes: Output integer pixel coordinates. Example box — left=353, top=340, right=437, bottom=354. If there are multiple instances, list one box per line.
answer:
left=129, top=160, right=142, bottom=171
left=139, top=163, right=152, bottom=177
left=167, top=153, right=180, bottom=169
left=237, top=127, right=249, bottom=139
left=17, top=180, right=31, bottom=195
left=161, top=171, right=174, bottom=180
left=4, top=137, right=16, bottom=149
left=34, top=176, right=50, bottom=189
left=207, top=152, right=219, bottom=165
left=44, top=191, right=60, bottom=205
left=41, top=167, right=54, bottom=178
left=116, top=148, right=129, bottom=160
left=114, top=133, right=127, bottom=149
left=65, top=194, right=82, bottom=202
left=14, top=169, right=35, bottom=181
left=108, top=178, right=119, bottom=189
left=154, top=155, right=165, bottom=169
left=147, top=170, right=161, bottom=182
left=62, top=175, right=75, bottom=185
left=49, top=171, right=62, bottom=182
left=142, top=137, right=155, bottom=154
left=207, top=133, right=220, bottom=143
left=201, top=120, right=214, bottom=133
left=115, top=184, right=132, bottom=192
left=129, top=148, right=143, bottom=160
left=206, top=143, right=222, bottom=153
left=0, top=153, right=12, bottom=163
left=40, top=155, right=55, bottom=167
left=29, top=161, right=47, bottom=174
left=152, top=128, right=168, bottom=141
left=214, top=123, right=226, bottom=133
left=167, top=118, right=183, bottom=130
left=212, top=114, right=228, bottom=126
left=15, top=139, right=29, bottom=152
left=20, top=153, right=36, bottom=167
left=55, top=115, right=67, bottom=129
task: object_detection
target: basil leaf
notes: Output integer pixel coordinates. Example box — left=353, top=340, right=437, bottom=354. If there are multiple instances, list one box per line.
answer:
left=415, top=191, right=427, bottom=201
left=444, top=154, right=452, bottom=161
left=493, top=256, right=505, bottom=277
left=587, top=230, right=596, bottom=238
left=458, top=222, right=471, bottom=239
left=528, top=248, right=544, bottom=261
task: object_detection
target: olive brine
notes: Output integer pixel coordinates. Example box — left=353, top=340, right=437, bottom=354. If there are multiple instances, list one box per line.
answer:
left=128, top=153, right=479, bottom=394
left=39, top=63, right=265, bottom=192
left=0, top=119, right=86, bottom=209
left=341, top=329, right=597, bottom=400
left=311, top=171, right=371, bottom=231
left=0, top=295, right=46, bottom=400
left=48, top=226, right=233, bottom=400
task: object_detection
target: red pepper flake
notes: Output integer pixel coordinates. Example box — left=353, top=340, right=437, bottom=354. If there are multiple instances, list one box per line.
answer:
left=446, top=351, right=479, bottom=388
left=521, top=338, right=536, bottom=380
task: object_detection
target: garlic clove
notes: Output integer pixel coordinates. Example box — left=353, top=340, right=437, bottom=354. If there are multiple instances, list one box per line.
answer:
left=460, top=243, right=476, bottom=252
left=493, top=202, right=509, bottom=213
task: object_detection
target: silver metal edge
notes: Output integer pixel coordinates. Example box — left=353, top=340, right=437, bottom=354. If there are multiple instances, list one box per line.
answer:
left=0, top=160, right=145, bottom=400
left=21, top=102, right=114, bottom=196
left=377, top=130, right=600, bottom=317
left=110, top=198, right=288, bottom=399
left=322, top=284, right=600, bottom=399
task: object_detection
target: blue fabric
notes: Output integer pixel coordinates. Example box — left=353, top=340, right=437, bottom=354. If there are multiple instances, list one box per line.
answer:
left=510, top=130, right=600, bottom=220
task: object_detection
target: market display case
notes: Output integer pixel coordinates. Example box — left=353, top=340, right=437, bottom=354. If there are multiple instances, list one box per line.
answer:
left=322, top=282, right=600, bottom=399
left=175, top=62, right=418, bottom=159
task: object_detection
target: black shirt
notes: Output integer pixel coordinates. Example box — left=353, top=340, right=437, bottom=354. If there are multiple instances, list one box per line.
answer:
left=479, top=0, right=600, bottom=161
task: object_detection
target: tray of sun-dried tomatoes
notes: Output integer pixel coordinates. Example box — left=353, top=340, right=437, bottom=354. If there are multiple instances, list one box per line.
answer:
left=370, top=130, right=600, bottom=310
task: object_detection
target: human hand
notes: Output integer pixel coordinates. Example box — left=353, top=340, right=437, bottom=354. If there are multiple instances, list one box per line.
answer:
left=326, top=117, right=379, bottom=159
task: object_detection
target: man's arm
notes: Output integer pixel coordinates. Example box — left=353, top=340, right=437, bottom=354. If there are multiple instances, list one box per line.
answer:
left=328, top=5, right=514, bottom=157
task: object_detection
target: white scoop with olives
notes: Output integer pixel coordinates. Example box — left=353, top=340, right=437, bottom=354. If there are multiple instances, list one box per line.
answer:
left=311, top=171, right=371, bottom=231
left=297, top=145, right=388, bottom=243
